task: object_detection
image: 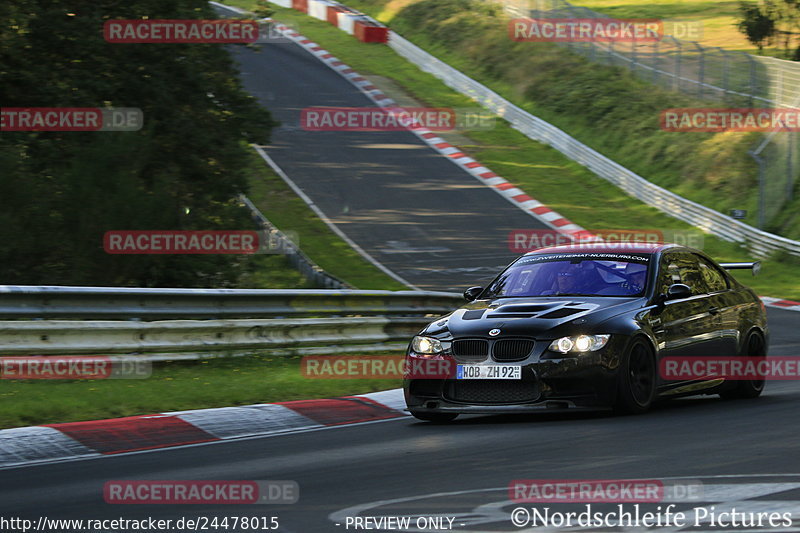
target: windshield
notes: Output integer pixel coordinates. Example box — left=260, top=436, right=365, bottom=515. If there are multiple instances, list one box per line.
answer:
left=483, top=253, right=652, bottom=298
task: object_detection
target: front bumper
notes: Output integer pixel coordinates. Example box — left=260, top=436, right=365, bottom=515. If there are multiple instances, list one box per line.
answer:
left=404, top=400, right=605, bottom=416
left=404, top=337, right=627, bottom=413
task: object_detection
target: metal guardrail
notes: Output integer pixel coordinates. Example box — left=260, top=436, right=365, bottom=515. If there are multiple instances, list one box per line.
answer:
left=0, top=286, right=463, bottom=319
left=0, top=317, right=430, bottom=357
left=387, top=32, right=800, bottom=258
left=0, top=287, right=463, bottom=358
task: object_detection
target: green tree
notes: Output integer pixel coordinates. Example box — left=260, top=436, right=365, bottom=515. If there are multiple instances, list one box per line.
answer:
left=0, top=0, right=277, bottom=286
left=737, top=1, right=777, bottom=53
left=737, top=0, right=799, bottom=58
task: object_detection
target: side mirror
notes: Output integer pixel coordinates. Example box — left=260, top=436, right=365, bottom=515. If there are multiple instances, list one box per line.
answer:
left=666, top=283, right=692, bottom=300
left=463, top=286, right=484, bottom=302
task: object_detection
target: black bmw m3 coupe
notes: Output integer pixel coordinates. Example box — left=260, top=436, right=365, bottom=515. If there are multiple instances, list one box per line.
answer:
left=404, top=243, right=768, bottom=421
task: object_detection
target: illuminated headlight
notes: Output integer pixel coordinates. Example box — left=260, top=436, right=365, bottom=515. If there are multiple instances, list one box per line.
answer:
left=548, top=334, right=610, bottom=354
left=411, top=336, right=443, bottom=355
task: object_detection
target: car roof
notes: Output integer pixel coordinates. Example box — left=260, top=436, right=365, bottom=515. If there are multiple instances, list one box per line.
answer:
left=523, top=242, right=679, bottom=256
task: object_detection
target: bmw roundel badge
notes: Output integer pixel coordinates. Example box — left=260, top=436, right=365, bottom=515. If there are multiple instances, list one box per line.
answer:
left=489, top=328, right=501, bottom=336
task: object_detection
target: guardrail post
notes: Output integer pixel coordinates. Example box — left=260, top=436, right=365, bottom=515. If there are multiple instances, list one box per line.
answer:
left=674, top=38, right=682, bottom=92
left=749, top=149, right=766, bottom=229
left=693, top=42, right=704, bottom=98
left=722, top=49, right=730, bottom=102
left=652, top=36, right=659, bottom=83
left=789, top=131, right=796, bottom=202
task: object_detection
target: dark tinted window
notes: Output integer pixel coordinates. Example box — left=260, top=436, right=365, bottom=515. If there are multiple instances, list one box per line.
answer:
left=695, top=255, right=728, bottom=293
left=656, top=254, right=679, bottom=296
left=484, top=252, right=652, bottom=298
left=657, top=252, right=708, bottom=295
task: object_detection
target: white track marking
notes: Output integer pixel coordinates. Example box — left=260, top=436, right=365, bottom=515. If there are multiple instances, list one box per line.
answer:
left=253, top=146, right=419, bottom=289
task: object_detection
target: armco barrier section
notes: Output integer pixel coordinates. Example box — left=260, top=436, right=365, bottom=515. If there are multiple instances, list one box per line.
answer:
left=337, top=12, right=358, bottom=35
left=354, top=20, right=388, bottom=43
left=384, top=32, right=800, bottom=258
left=308, top=0, right=328, bottom=20
left=0, top=317, right=428, bottom=356
left=0, top=286, right=462, bottom=319
left=327, top=4, right=344, bottom=25
left=0, top=287, right=462, bottom=358
left=282, top=0, right=388, bottom=43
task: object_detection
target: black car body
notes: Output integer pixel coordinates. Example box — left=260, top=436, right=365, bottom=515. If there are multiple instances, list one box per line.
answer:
left=404, top=243, right=768, bottom=421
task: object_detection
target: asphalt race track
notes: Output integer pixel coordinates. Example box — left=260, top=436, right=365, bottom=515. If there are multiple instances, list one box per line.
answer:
left=231, top=39, right=551, bottom=292
left=2, top=20, right=799, bottom=533
left=2, top=347, right=800, bottom=533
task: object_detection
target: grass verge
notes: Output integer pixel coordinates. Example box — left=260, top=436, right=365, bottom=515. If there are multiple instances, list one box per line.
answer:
left=566, top=0, right=794, bottom=57
left=0, top=353, right=403, bottom=429
left=226, top=2, right=800, bottom=298
left=235, top=252, right=312, bottom=289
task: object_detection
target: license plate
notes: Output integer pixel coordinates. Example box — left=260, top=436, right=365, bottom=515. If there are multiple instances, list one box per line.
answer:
left=456, top=365, right=521, bottom=380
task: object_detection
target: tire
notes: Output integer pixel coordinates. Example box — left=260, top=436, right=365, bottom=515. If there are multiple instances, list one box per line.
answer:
left=409, top=411, right=459, bottom=423
left=720, top=332, right=766, bottom=400
left=614, top=339, right=657, bottom=415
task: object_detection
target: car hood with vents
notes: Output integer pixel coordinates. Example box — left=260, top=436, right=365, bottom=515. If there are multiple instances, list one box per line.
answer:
left=420, top=297, right=647, bottom=339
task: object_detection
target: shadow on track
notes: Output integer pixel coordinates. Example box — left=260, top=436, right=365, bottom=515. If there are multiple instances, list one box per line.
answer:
left=405, top=387, right=796, bottom=427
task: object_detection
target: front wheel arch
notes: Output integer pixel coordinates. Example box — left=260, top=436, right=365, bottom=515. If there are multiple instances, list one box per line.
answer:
left=614, top=337, right=657, bottom=415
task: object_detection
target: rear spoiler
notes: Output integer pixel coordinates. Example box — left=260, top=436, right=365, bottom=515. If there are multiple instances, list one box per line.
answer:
left=720, top=261, right=761, bottom=276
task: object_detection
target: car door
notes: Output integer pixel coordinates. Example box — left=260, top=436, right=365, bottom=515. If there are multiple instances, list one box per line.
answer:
left=693, top=253, right=739, bottom=356
left=651, top=251, right=719, bottom=389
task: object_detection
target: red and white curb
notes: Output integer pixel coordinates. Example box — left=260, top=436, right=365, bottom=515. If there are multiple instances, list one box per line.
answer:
left=267, top=21, right=595, bottom=241
left=761, top=297, right=800, bottom=312
left=0, top=389, right=407, bottom=469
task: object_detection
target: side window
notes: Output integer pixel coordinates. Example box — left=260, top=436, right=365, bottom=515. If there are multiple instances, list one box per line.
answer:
left=674, top=253, right=710, bottom=295
left=695, top=255, right=728, bottom=293
left=657, top=253, right=680, bottom=296
left=657, top=252, right=709, bottom=295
